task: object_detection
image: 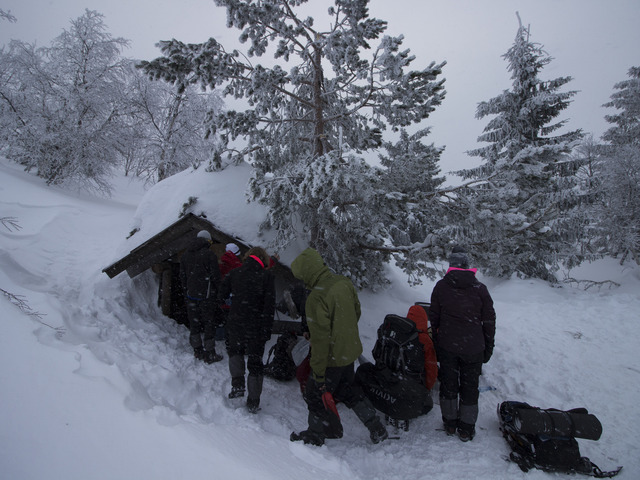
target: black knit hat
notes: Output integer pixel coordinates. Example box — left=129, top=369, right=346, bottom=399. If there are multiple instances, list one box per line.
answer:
left=448, top=245, right=470, bottom=269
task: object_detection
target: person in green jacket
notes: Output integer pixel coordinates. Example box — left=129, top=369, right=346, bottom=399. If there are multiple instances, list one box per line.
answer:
left=289, top=248, right=388, bottom=446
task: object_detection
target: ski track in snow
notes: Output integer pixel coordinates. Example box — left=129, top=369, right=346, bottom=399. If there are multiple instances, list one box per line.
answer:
left=1, top=158, right=638, bottom=479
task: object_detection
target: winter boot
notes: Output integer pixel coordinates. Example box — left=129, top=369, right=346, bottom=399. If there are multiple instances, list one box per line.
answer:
left=247, top=398, right=260, bottom=414
left=193, top=346, right=206, bottom=361
left=457, top=421, right=476, bottom=442
left=290, top=430, right=324, bottom=446
left=203, top=350, right=223, bottom=364
left=228, top=355, right=245, bottom=398
left=291, top=412, right=327, bottom=446
left=365, top=416, right=389, bottom=444
left=444, top=420, right=458, bottom=436
left=352, top=398, right=388, bottom=444
left=246, top=375, right=263, bottom=413
left=440, top=397, right=459, bottom=435
left=228, top=376, right=245, bottom=399
left=458, top=404, right=478, bottom=441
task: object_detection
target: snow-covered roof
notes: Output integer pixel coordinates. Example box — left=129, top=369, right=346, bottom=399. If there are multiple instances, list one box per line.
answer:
left=112, top=162, right=271, bottom=263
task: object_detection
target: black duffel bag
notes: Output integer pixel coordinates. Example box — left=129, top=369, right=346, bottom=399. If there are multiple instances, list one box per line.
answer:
left=498, top=401, right=622, bottom=478
left=355, top=361, right=428, bottom=421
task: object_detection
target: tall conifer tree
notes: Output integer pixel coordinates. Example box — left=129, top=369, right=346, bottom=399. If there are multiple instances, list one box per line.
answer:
left=595, top=67, right=640, bottom=264
left=140, top=0, right=446, bottom=287
left=456, top=15, right=584, bottom=280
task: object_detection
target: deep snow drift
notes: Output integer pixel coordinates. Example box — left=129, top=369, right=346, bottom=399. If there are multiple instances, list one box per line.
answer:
left=1, top=158, right=638, bottom=480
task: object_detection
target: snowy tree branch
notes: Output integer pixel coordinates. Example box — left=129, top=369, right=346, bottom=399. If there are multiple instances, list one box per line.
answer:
left=561, top=278, right=620, bottom=291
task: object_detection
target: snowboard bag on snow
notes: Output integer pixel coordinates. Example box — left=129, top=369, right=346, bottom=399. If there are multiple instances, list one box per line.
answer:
left=498, top=401, right=622, bottom=478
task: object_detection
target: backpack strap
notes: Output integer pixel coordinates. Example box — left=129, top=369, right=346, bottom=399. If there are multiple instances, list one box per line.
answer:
left=265, top=343, right=277, bottom=365
left=590, top=463, right=623, bottom=478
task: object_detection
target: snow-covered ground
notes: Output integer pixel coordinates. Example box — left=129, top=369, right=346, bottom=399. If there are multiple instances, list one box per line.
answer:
left=1, top=158, right=638, bottom=479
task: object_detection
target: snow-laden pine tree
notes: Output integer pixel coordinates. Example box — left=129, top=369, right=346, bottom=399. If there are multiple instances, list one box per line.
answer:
left=376, top=128, right=447, bottom=283
left=455, top=16, right=584, bottom=281
left=603, top=67, right=640, bottom=147
left=140, top=0, right=446, bottom=287
left=595, top=67, right=640, bottom=265
left=0, top=10, right=130, bottom=193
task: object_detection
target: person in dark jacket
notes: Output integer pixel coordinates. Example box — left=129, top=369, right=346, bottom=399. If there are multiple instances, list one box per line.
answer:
left=289, top=248, right=388, bottom=446
left=179, top=230, right=223, bottom=364
left=429, top=245, right=496, bottom=442
left=218, top=246, right=275, bottom=413
left=217, top=243, right=243, bottom=341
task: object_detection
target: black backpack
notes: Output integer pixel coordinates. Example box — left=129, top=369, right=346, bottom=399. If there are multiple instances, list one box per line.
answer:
left=371, top=314, right=425, bottom=379
left=498, top=401, right=622, bottom=478
left=264, top=332, right=298, bottom=381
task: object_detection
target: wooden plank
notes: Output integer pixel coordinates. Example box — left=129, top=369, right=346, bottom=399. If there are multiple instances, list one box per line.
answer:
left=102, top=213, right=253, bottom=279
left=125, top=235, right=195, bottom=278
left=103, top=214, right=206, bottom=278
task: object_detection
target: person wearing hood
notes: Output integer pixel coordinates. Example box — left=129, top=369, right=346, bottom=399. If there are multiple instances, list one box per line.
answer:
left=179, top=230, right=223, bottom=364
left=289, top=248, right=388, bottom=446
left=429, top=245, right=496, bottom=442
left=218, top=246, right=275, bottom=414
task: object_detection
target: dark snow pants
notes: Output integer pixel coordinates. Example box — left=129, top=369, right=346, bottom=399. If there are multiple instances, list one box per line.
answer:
left=438, top=348, right=483, bottom=427
left=186, top=297, right=217, bottom=352
left=303, top=363, right=378, bottom=439
left=226, top=320, right=267, bottom=377
left=227, top=333, right=267, bottom=404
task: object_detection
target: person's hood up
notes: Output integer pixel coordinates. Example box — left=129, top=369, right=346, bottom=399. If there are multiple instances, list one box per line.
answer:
left=291, top=248, right=328, bottom=288
left=444, top=268, right=478, bottom=289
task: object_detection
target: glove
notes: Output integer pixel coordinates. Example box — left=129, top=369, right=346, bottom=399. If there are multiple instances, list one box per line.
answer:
left=483, top=344, right=494, bottom=364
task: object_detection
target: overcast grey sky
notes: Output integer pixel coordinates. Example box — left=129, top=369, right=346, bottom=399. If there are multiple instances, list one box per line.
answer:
left=1, top=0, right=639, bottom=174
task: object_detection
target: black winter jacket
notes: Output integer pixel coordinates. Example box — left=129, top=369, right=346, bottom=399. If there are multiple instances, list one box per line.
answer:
left=179, top=237, right=221, bottom=300
left=218, top=256, right=276, bottom=343
left=429, top=269, right=496, bottom=356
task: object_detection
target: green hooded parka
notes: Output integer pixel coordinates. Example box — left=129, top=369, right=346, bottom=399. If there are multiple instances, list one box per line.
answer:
left=291, top=248, right=363, bottom=382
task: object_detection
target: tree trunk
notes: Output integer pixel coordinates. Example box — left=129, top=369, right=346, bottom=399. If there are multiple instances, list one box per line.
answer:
left=312, top=44, right=325, bottom=158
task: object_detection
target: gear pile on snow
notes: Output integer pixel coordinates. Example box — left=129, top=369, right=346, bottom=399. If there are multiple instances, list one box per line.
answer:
left=264, top=331, right=298, bottom=382
left=498, top=401, right=622, bottom=478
